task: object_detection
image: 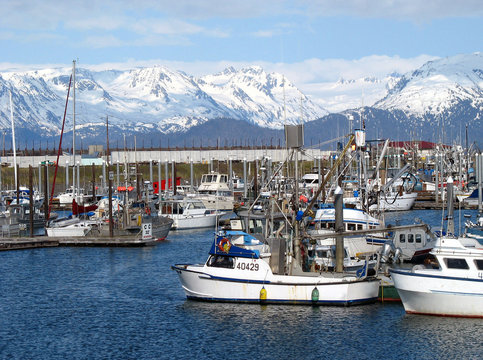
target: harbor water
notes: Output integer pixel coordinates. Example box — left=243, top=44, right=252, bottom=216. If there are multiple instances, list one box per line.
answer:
left=1, top=210, right=482, bottom=359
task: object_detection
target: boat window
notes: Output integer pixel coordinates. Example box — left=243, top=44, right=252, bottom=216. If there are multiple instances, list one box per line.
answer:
left=444, top=258, right=469, bottom=269
left=192, top=201, right=205, bottom=209
left=221, top=175, right=227, bottom=183
left=316, top=250, right=330, bottom=258
left=399, top=234, right=405, bottom=243
left=415, top=234, right=422, bottom=243
left=207, top=255, right=235, bottom=269
left=249, top=219, right=264, bottom=234
left=357, top=224, right=363, bottom=230
left=408, top=234, right=414, bottom=243
left=347, top=223, right=356, bottom=231
left=328, top=223, right=335, bottom=229
left=474, top=259, right=483, bottom=270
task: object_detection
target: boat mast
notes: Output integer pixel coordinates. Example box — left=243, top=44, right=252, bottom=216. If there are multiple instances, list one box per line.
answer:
left=72, top=60, right=76, bottom=202
left=9, top=90, right=17, bottom=189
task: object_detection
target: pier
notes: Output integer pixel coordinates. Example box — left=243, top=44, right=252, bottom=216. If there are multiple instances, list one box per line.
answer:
left=0, top=236, right=159, bottom=250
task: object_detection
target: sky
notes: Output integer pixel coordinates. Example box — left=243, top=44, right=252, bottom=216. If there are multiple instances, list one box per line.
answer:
left=0, top=0, right=482, bottom=100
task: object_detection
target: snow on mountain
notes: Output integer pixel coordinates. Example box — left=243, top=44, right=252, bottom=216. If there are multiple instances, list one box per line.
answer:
left=0, top=65, right=328, bottom=138
left=309, top=74, right=402, bottom=113
left=0, top=53, right=481, bottom=145
left=374, top=53, right=483, bottom=116
left=200, top=66, right=327, bottom=127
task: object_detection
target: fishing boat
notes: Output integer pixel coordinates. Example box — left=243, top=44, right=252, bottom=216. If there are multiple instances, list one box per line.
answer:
left=389, top=236, right=483, bottom=317
left=172, top=230, right=379, bottom=305
left=196, top=172, right=234, bottom=211
left=306, top=206, right=387, bottom=256
left=389, top=224, right=438, bottom=263
left=58, top=186, right=87, bottom=205
left=390, top=177, right=483, bottom=317
left=306, top=244, right=377, bottom=273
left=158, top=196, right=217, bottom=230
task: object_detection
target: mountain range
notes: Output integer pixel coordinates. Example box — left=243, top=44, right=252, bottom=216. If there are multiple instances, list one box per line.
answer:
left=0, top=52, right=481, bottom=150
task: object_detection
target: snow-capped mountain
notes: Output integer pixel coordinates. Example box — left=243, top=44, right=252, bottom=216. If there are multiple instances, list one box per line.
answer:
left=374, top=53, right=482, bottom=115
left=0, top=52, right=481, bottom=147
left=0, top=65, right=327, bottom=140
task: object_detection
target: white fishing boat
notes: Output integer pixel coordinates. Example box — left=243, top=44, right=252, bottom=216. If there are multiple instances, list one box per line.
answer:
left=307, top=244, right=377, bottom=273
left=58, top=186, right=86, bottom=205
left=390, top=236, right=483, bottom=317
left=196, top=172, right=234, bottom=211
left=389, top=224, right=438, bottom=263
left=158, top=196, right=218, bottom=230
left=172, top=231, right=379, bottom=305
left=307, top=206, right=386, bottom=256
left=390, top=177, right=483, bottom=317
left=370, top=190, right=417, bottom=211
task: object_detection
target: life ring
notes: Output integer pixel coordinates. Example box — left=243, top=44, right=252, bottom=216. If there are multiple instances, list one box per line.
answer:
left=217, top=238, right=231, bottom=253
left=145, top=206, right=151, bottom=215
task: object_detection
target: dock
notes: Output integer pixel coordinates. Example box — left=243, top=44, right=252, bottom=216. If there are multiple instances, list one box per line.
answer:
left=0, top=238, right=59, bottom=251
left=0, top=236, right=160, bottom=250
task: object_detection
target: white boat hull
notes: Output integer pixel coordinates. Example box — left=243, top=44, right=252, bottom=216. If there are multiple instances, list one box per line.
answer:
left=370, top=192, right=417, bottom=211
left=173, top=264, right=379, bottom=305
left=46, top=225, right=92, bottom=237
left=390, top=268, right=483, bottom=317
left=171, top=214, right=217, bottom=230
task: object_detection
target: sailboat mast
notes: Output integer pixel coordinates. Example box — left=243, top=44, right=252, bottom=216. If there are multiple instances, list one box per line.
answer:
left=72, top=60, right=76, bottom=199
left=9, top=90, right=17, bottom=188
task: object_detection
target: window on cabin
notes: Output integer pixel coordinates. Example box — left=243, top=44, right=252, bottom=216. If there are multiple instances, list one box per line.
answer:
left=207, top=255, right=235, bottom=269
left=415, top=234, right=422, bottom=243
left=399, top=234, right=405, bottom=243
left=347, top=223, right=356, bottom=231
left=408, top=234, right=414, bottom=243
left=357, top=224, right=363, bottom=230
left=445, top=258, right=469, bottom=269
left=249, top=219, right=264, bottom=234
left=474, top=259, right=483, bottom=270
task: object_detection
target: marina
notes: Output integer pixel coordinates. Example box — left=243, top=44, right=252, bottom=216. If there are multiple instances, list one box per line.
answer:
left=1, top=214, right=482, bottom=359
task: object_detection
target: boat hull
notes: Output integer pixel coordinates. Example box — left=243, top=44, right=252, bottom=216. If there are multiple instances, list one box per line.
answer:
left=370, top=192, right=417, bottom=211
left=390, top=268, right=483, bottom=317
left=172, top=214, right=217, bottom=230
left=172, top=264, right=379, bottom=306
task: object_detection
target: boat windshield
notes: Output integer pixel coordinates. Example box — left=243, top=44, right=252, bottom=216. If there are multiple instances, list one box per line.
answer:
left=206, top=255, right=235, bottom=269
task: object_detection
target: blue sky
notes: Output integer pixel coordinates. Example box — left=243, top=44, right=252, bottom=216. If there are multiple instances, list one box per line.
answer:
left=1, top=0, right=482, bottom=93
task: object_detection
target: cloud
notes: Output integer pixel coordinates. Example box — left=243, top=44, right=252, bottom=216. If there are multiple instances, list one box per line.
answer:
left=297, top=0, right=483, bottom=22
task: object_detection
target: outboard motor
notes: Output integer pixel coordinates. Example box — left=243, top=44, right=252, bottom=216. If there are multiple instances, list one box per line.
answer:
left=380, top=241, right=395, bottom=263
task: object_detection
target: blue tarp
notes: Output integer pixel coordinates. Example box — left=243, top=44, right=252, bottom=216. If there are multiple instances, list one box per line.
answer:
left=209, top=235, right=260, bottom=259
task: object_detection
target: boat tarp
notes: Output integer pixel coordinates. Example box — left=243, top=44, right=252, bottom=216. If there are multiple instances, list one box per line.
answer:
left=209, top=235, right=260, bottom=259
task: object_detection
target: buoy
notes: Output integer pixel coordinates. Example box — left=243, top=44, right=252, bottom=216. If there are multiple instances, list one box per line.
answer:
left=259, top=286, right=267, bottom=303
left=311, top=287, right=319, bottom=303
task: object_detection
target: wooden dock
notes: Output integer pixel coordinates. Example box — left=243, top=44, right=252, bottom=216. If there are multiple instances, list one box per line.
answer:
left=0, top=238, right=59, bottom=251
left=0, top=236, right=160, bottom=250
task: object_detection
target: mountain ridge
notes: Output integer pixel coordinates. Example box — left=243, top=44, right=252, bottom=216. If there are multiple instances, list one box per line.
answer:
left=0, top=53, right=481, bottom=148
